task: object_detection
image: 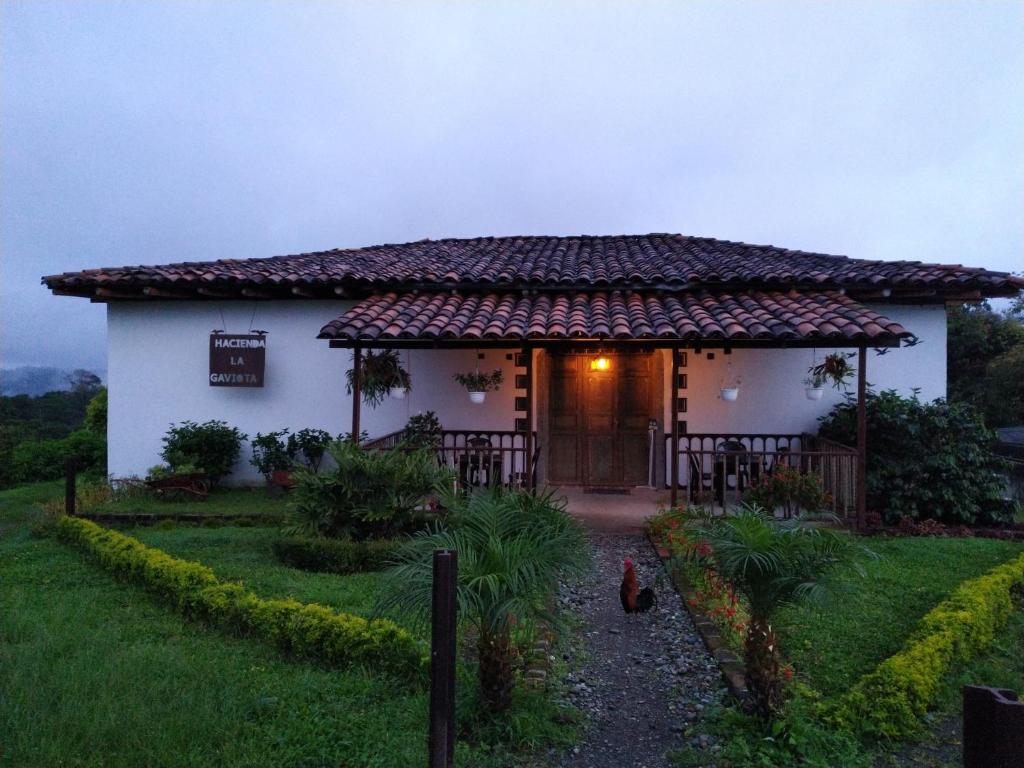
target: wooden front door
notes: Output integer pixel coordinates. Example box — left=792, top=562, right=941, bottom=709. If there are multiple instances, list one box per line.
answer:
left=548, top=352, right=654, bottom=486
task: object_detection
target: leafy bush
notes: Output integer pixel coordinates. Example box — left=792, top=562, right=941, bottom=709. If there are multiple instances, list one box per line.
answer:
left=249, top=430, right=295, bottom=479
left=10, top=429, right=106, bottom=484
left=403, top=411, right=442, bottom=449
left=84, top=387, right=107, bottom=434
left=161, top=420, right=246, bottom=486
left=744, top=466, right=831, bottom=516
left=56, top=516, right=425, bottom=679
left=818, top=390, right=1011, bottom=525
left=835, top=551, right=1024, bottom=738
left=287, top=428, right=333, bottom=471
left=287, top=440, right=450, bottom=539
left=272, top=535, right=399, bottom=574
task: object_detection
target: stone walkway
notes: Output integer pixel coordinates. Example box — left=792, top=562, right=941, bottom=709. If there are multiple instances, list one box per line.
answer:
left=552, top=532, right=726, bottom=768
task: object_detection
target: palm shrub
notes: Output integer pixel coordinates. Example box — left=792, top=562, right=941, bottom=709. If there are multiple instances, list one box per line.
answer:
left=286, top=440, right=450, bottom=539
left=378, top=488, right=588, bottom=713
left=684, top=504, right=874, bottom=719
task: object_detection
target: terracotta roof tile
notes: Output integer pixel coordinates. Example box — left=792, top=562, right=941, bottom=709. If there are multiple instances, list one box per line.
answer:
left=318, top=290, right=912, bottom=344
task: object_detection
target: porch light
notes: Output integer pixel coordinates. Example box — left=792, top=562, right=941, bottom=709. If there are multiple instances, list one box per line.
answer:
left=590, top=356, right=612, bottom=371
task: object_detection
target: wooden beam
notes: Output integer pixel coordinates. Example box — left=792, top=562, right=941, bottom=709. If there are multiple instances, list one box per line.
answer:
left=94, top=287, right=142, bottom=300
left=856, top=345, right=867, bottom=531
left=351, top=345, right=362, bottom=444
left=197, top=286, right=239, bottom=299
left=142, top=286, right=190, bottom=299
left=670, top=347, right=680, bottom=509
left=241, top=288, right=274, bottom=299
left=524, top=345, right=534, bottom=491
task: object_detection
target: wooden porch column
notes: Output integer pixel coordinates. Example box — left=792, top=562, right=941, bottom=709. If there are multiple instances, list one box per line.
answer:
left=524, top=345, right=534, bottom=491
left=856, top=345, right=867, bottom=530
left=670, top=347, right=680, bottom=509
left=351, top=344, right=362, bottom=445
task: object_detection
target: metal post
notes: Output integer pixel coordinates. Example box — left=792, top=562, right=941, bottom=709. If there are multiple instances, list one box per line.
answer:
left=670, top=348, right=680, bottom=508
left=429, top=549, right=458, bottom=768
left=65, top=459, right=77, bottom=516
left=856, top=346, right=867, bottom=531
left=351, top=345, right=362, bottom=444
left=524, top=345, right=534, bottom=491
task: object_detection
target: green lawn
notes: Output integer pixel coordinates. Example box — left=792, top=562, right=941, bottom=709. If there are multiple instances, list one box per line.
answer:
left=94, top=484, right=290, bottom=518
left=777, top=536, right=1024, bottom=693
left=0, top=482, right=570, bottom=767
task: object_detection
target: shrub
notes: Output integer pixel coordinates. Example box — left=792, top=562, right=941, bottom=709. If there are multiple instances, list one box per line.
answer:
left=403, top=411, right=442, bottom=449
left=250, top=430, right=295, bottom=479
left=743, top=466, right=831, bottom=516
left=272, top=535, right=400, bottom=574
left=835, top=552, right=1024, bottom=738
left=161, top=420, right=246, bottom=486
left=56, top=516, right=425, bottom=679
left=287, top=428, right=333, bottom=471
left=287, top=440, right=450, bottom=539
left=10, top=429, right=106, bottom=484
left=84, top=387, right=107, bottom=434
left=818, top=390, right=1011, bottom=525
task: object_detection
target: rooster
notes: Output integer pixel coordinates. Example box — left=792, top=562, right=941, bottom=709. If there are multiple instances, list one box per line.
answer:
left=620, top=557, right=657, bottom=614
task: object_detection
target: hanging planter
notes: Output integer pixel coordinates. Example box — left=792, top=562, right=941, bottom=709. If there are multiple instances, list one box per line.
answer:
left=808, top=352, right=855, bottom=392
left=454, top=369, right=504, bottom=405
left=803, top=377, right=825, bottom=400
left=720, top=387, right=740, bottom=402
left=720, top=363, right=741, bottom=403
left=346, top=349, right=411, bottom=407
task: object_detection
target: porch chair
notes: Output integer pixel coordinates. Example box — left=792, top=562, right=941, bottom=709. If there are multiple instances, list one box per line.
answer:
left=714, top=439, right=751, bottom=505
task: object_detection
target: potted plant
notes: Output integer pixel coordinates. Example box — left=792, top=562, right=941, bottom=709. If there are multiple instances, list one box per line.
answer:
left=287, top=428, right=334, bottom=472
left=454, top=369, right=503, bottom=404
left=346, top=349, right=411, bottom=407
left=803, top=374, right=825, bottom=400
left=250, top=430, right=297, bottom=488
left=808, top=352, right=855, bottom=391
left=720, top=365, right=741, bottom=402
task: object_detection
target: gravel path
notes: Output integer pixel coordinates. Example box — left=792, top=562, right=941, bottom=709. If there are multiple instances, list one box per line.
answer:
left=552, top=532, right=726, bottom=768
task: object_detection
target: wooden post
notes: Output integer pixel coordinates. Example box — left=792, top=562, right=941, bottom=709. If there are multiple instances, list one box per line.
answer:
left=429, top=549, right=458, bottom=768
left=351, top=345, right=362, bottom=444
left=856, top=346, right=867, bottom=531
left=65, top=459, right=77, bottom=516
left=524, top=345, right=534, bottom=491
left=670, top=347, right=680, bottom=509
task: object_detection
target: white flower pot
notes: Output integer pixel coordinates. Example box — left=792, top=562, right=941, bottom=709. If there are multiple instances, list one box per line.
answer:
left=720, top=387, right=739, bottom=402
left=389, top=386, right=408, bottom=400
left=805, top=387, right=824, bottom=401
left=469, top=391, right=486, bottom=404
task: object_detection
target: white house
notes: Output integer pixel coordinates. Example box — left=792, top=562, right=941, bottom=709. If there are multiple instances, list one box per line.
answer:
left=44, top=233, right=1022, bottom=520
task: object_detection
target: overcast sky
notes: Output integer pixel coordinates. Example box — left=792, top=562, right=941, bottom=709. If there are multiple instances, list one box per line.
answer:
left=2, top=1, right=1022, bottom=374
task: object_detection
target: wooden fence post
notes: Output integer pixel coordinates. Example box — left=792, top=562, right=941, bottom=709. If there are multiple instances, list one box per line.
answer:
left=963, top=685, right=1024, bottom=767
left=429, top=549, right=458, bottom=768
left=65, top=459, right=77, bottom=516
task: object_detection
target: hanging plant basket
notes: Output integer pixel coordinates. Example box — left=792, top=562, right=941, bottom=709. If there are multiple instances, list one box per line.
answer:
left=808, top=352, right=855, bottom=391
left=720, top=387, right=740, bottom=402
left=347, top=350, right=411, bottom=407
left=389, top=386, right=408, bottom=400
left=454, top=369, right=503, bottom=404
left=804, top=385, right=825, bottom=401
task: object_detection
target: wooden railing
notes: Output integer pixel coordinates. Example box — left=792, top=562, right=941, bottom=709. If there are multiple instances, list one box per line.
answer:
left=666, top=432, right=859, bottom=519
left=364, top=429, right=538, bottom=490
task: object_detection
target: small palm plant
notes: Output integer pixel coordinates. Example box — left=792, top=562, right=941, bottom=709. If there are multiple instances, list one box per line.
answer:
left=685, top=504, right=874, bottom=719
left=377, top=488, right=588, bottom=713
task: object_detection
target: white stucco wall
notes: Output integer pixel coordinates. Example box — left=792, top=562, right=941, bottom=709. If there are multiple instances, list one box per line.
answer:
left=107, top=301, right=523, bottom=482
left=659, top=303, right=948, bottom=435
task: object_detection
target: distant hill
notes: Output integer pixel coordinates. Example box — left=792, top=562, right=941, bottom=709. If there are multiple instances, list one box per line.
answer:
left=0, top=367, right=106, bottom=396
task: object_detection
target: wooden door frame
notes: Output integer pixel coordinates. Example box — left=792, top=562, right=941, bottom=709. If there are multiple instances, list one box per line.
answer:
left=538, top=348, right=664, bottom=488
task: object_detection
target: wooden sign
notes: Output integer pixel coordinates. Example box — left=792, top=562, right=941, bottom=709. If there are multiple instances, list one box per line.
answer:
left=209, top=333, right=266, bottom=387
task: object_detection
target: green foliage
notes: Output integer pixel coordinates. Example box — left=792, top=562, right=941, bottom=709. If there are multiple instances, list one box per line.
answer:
left=10, top=429, right=106, bottom=484
left=379, top=488, right=587, bottom=711
left=948, top=302, right=1024, bottom=427
left=56, top=516, right=426, bottom=679
left=287, top=440, right=450, bottom=539
left=161, top=420, right=246, bottom=486
left=272, top=535, right=399, bottom=574
left=249, top=430, right=295, bottom=479
left=743, top=466, right=831, bottom=516
left=453, top=369, right=504, bottom=392
left=834, top=551, right=1024, bottom=739
left=286, top=428, right=333, bottom=471
left=403, top=411, right=443, bottom=449
left=818, top=389, right=1012, bottom=524
left=84, top=387, right=107, bottom=434
left=807, top=352, right=856, bottom=391
left=346, top=349, right=411, bottom=407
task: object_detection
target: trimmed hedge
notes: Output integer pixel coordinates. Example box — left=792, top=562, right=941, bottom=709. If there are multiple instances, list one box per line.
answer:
left=56, top=516, right=426, bottom=680
left=834, top=552, right=1024, bottom=738
left=272, top=535, right=400, bottom=574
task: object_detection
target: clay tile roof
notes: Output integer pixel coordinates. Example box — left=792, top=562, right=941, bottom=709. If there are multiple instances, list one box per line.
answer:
left=317, top=290, right=912, bottom=345
left=42, top=232, right=1024, bottom=298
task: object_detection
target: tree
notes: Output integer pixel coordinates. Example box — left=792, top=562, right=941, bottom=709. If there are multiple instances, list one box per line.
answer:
left=84, top=387, right=107, bottom=435
left=947, top=301, right=1024, bottom=426
left=378, top=488, right=588, bottom=713
left=685, top=505, right=873, bottom=719
left=66, top=369, right=103, bottom=395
